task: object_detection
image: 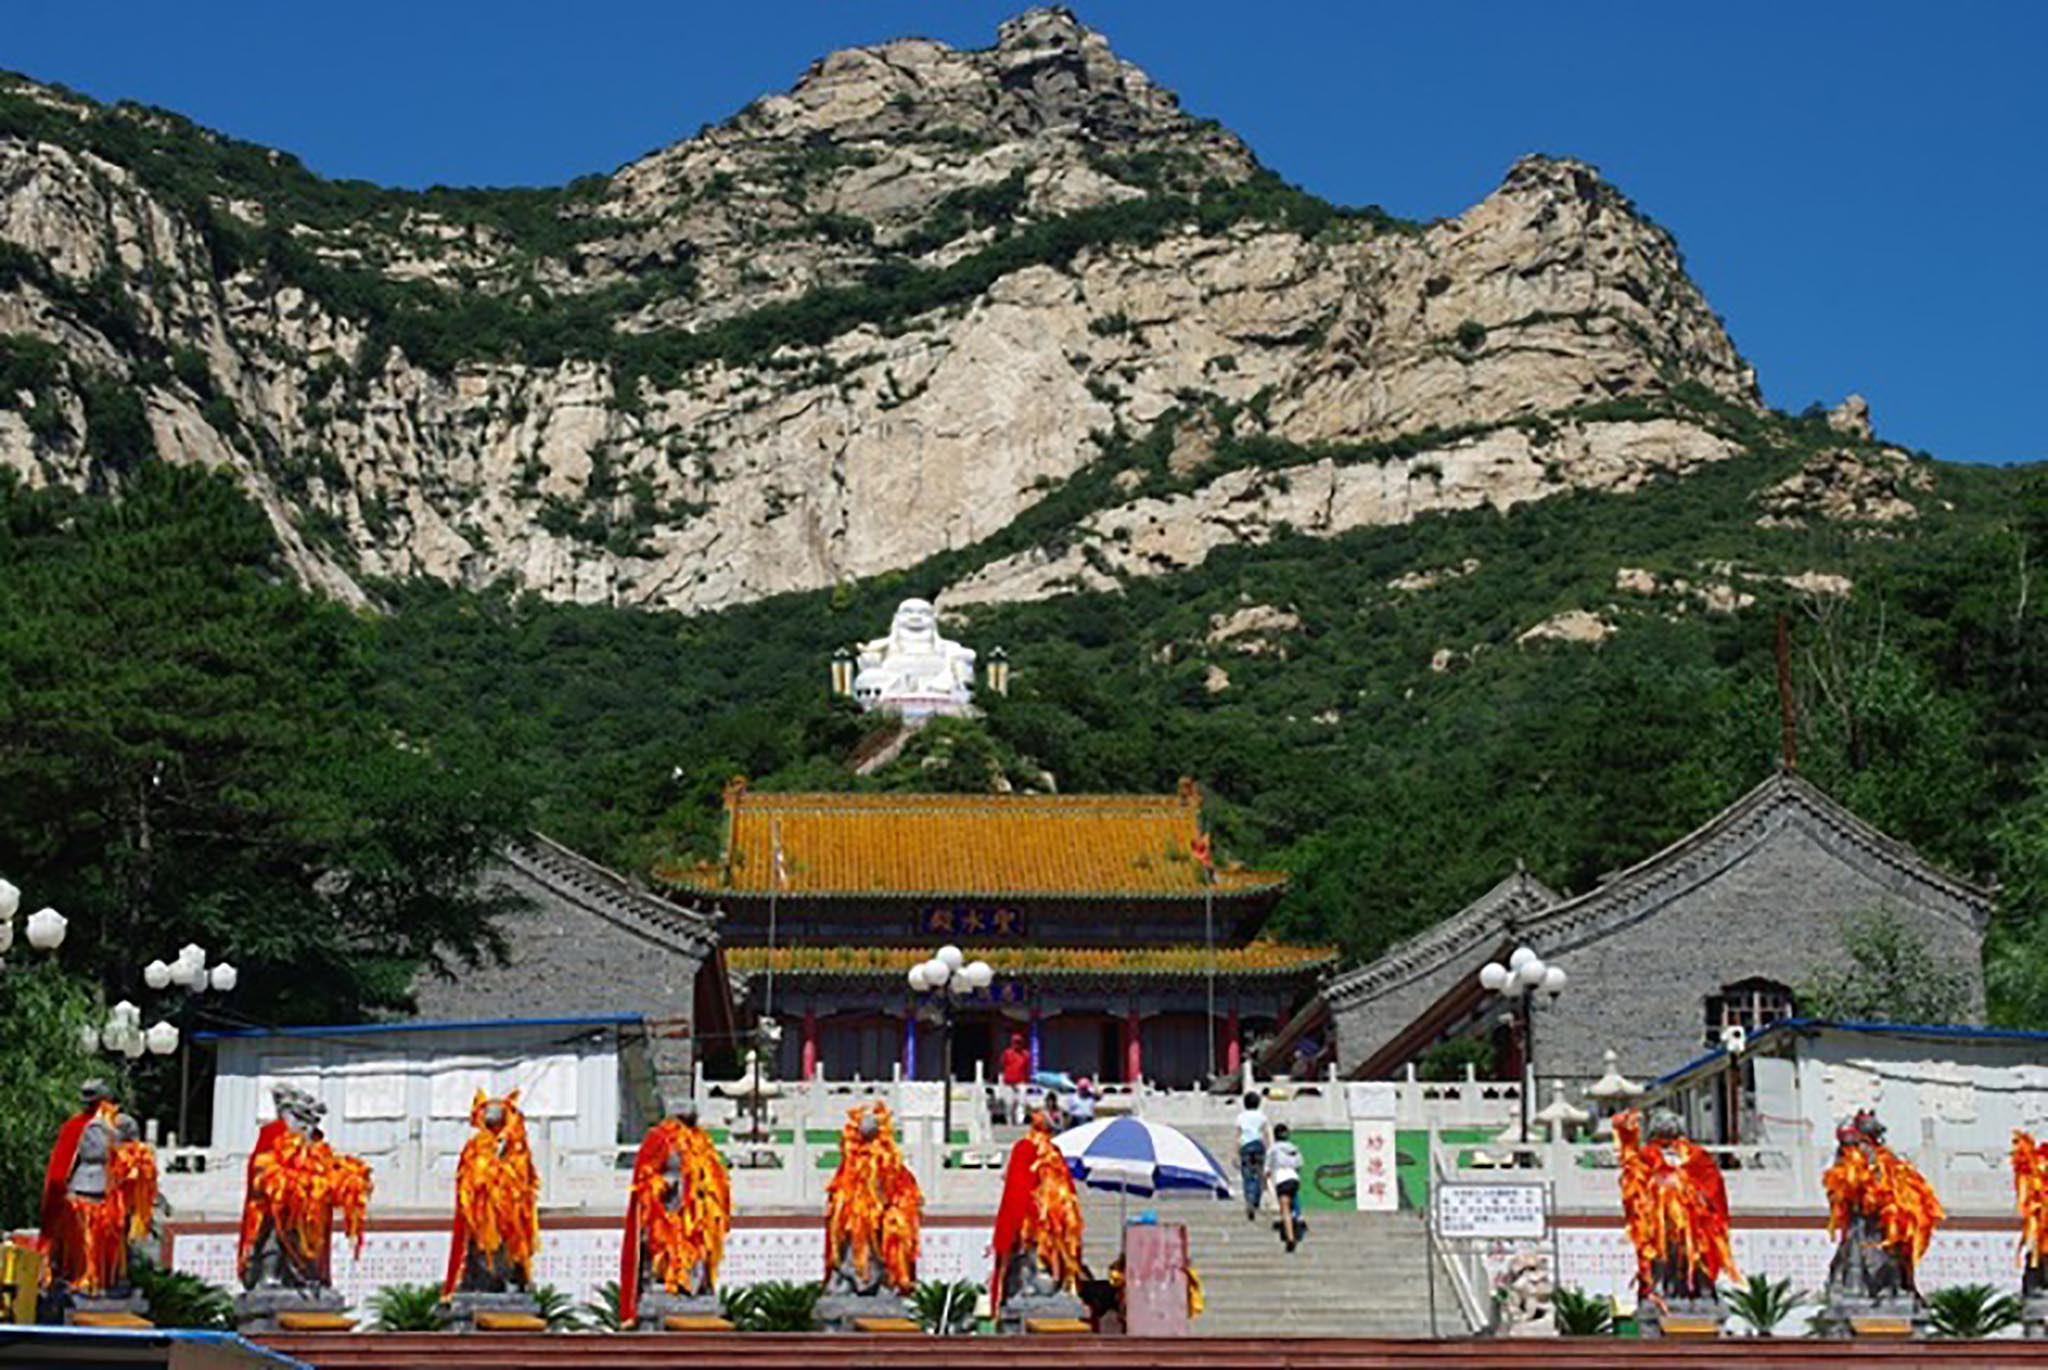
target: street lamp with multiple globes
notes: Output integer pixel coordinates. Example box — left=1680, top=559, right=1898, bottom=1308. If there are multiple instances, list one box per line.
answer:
left=907, top=945, right=993, bottom=1152
left=84, top=999, right=180, bottom=1062
left=0, top=878, right=69, bottom=961
left=132, top=942, right=239, bottom=1144
left=1476, top=945, right=1569, bottom=1143
left=4, top=880, right=227, bottom=1141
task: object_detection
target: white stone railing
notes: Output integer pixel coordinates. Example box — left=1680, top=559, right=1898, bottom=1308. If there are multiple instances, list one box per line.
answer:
left=1424, top=1127, right=2018, bottom=1217
left=691, top=1062, right=1523, bottom=1137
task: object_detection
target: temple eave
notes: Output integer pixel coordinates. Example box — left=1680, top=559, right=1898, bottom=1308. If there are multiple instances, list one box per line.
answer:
left=661, top=881, right=1290, bottom=902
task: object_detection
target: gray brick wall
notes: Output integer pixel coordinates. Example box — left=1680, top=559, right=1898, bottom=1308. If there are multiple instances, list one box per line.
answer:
left=408, top=844, right=714, bottom=1107
left=1531, top=815, right=1984, bottom=1081
left=1323, top=778, right=1989, bottom=1086
left=1331, top=923, right=1499, bottom=1072
left=1329, top=871, right=1559, bottom=1074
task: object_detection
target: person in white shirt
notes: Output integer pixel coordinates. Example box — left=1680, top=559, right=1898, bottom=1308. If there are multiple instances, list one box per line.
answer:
left=1234, top=1091, right=1270, bottom=1220
left=1268, top=1122, right=1306, bottom=1251
left=1065, top=1077, right=1096, bottom=1128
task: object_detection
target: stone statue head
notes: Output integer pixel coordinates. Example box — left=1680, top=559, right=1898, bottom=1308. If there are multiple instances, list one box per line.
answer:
left=273, top=1082, right=323, bottom=1128
left=1646, top=1110, right=1685, bottom=1143
left=892, top=598, right=938, bottom=642
left=113, top=1113, right=141, bottom=1145
left=678, top=1103, right=700, bottom=1129
left=858, top=1109, right=881, bottom=1141
left=472, top=1087, right=522, bottom=1134
left=79, top=1078, right=112, bottom=1110
left=1853, top=1108, right=1886, bottom=1143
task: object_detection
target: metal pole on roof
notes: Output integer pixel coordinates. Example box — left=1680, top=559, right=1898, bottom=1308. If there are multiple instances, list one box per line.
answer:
left=1205, top=880, right=1216, bottom=1081
left=767, top=818, right=783, bottom=1020
left=1776, top=613, right=1799, bottom=772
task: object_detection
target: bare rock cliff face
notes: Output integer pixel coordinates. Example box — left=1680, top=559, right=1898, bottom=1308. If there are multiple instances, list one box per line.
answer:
left=0, top=10, right=1762, bottom=614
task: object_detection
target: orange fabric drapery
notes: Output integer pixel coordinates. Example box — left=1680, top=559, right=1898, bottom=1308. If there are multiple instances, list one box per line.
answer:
left=823, top=1103, right=922, bottom=1295
left=1613, top=1110, right=1738, bottom=1301
left=619, top=1119, right=732, bottom=1324
left=1825, top=1131, right=1944, bottom=1272
left=989, top=1115, right=1084, bottom=1305
left=2015, top=1131, right=2048, bottom=1269
left=236, top=1123, right=373, bottom=1281
left=443, top=1090, right=541, bottom=1297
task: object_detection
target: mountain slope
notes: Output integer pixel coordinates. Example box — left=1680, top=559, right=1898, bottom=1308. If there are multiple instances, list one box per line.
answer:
left=1, top=9, right=1771, bottom=615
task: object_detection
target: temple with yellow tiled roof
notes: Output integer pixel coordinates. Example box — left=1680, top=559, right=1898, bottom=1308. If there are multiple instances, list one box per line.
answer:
left=660, top=778, right=1325, bottom=1087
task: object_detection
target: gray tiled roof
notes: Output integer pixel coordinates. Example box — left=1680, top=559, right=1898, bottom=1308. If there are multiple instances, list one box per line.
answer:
left=409, top=834, right=720, bottom=1024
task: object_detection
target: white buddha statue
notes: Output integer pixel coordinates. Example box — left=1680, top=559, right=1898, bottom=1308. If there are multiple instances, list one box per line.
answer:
left=851, top=598, right=976, bottom=717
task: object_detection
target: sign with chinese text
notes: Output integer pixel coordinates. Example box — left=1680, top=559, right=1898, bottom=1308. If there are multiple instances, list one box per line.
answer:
left=1350, top=1118, right=1397, bottom=1212
left=1434, top=1181, right=1547, bottom=1239
left=917, top=905, right=1027, bottom=938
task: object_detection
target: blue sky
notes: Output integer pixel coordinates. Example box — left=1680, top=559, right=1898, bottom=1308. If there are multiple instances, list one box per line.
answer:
left=6, top=2, right=2042, bottom=463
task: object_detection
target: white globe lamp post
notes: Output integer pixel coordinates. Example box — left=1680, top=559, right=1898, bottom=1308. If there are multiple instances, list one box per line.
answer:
left=1477, top=944, right=1570, bottom=1142
left=908, top=948, right=997, bottom=1152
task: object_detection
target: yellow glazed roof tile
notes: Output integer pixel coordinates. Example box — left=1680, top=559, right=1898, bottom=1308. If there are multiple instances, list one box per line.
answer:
left=663, top=780, right=1288, bottom=899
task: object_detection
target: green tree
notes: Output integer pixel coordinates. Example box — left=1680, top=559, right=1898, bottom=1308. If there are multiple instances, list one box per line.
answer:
left=1987, top=759, right=2048, bottom=1026
left=0, top=963, right=107, bottom=1226
left=1799, top=909, right=1973, bottom=1024
left=0, top=468, right=530, bottom=1069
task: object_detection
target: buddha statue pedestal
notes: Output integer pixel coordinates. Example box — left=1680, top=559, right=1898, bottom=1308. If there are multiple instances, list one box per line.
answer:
left=45, top=1289, right=149, bottom=1327
left=235, top=1285, right=351, bottom=1333
left=815, top=1287, right=914, bottom=1334
left=634, top=1288, right=724, bottom=1330
left=993, top=1253, right=1085, bottom=1335
left=1637, top=1296, right=1726, bottom=1339
left=438, top=1289, right=544, bottom=1332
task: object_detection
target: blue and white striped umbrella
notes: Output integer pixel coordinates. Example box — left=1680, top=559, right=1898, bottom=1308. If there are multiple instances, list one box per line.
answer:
left=1052, top=1116, right=1232, bottom=1198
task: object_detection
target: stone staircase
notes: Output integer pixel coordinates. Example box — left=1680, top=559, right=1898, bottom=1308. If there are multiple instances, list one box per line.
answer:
left=1064, top=1123, right=1463, bottom=1337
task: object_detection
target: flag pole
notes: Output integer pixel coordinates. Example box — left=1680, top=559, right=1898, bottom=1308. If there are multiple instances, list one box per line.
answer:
left=767, top=818, right=783, bottom=1020
left=1205, top=878, right=1216, bottom=1081
left=1196, top=829, right=1215, bottom=1082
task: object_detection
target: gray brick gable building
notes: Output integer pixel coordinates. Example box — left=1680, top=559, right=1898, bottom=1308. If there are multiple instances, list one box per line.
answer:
left=1327, top=772, right=1992, bottom=1083
left=410, top=834, right=729, bottom=1109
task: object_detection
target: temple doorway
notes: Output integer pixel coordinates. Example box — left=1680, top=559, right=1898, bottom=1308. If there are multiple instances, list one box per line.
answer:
left=1039, top=1013, right=1118, bottom=1083
left=1141, top=1013, right=1210, bottom=1088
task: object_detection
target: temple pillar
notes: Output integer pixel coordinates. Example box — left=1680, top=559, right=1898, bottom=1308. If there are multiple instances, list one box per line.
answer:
left=902, top=1011, right=918, bottom=1080
left=1123, top=1010, right=1142, bottom=1084
left=1029, top=1006, right=1042, bottom=1075
left=1224, top=1005, right=1241, bottom=1077
left=801, top=1007, right=819, bottom=1081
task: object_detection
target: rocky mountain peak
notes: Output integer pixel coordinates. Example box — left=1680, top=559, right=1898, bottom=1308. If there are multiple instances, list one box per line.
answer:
left=1, top=19, right=1783, bottom=619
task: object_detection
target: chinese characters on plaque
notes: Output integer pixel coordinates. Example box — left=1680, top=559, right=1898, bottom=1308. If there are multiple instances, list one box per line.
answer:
left=917, top=905, right=1026, bottom=937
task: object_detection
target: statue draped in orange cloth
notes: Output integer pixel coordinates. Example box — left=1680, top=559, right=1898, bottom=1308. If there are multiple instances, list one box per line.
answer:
left=39, top=1081, right=157, bottom=1299
left=1823, top=1109, right=1942, bottom=1304
left=1613, top=1109, right=1737, bottom=1310
left=619, top=1105, right=731, bottom=1327
left=443, top=1089, right=540, bottom=1297
left=236, top=1085, right=372, bottom=1293
left=823, top=1102, right=922, bottom=1296
left=989, top=1111, right=1084, bottom=1316
left=2013, top=1130, right=2048, bottom=1296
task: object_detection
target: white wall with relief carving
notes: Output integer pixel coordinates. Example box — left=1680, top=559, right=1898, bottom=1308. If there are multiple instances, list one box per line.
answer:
left=205, top=1015, right=642, bottom=1178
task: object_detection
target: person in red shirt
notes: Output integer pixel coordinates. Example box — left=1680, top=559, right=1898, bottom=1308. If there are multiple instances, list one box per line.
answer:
left=999, top=1033, right=1032, bottom=1125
